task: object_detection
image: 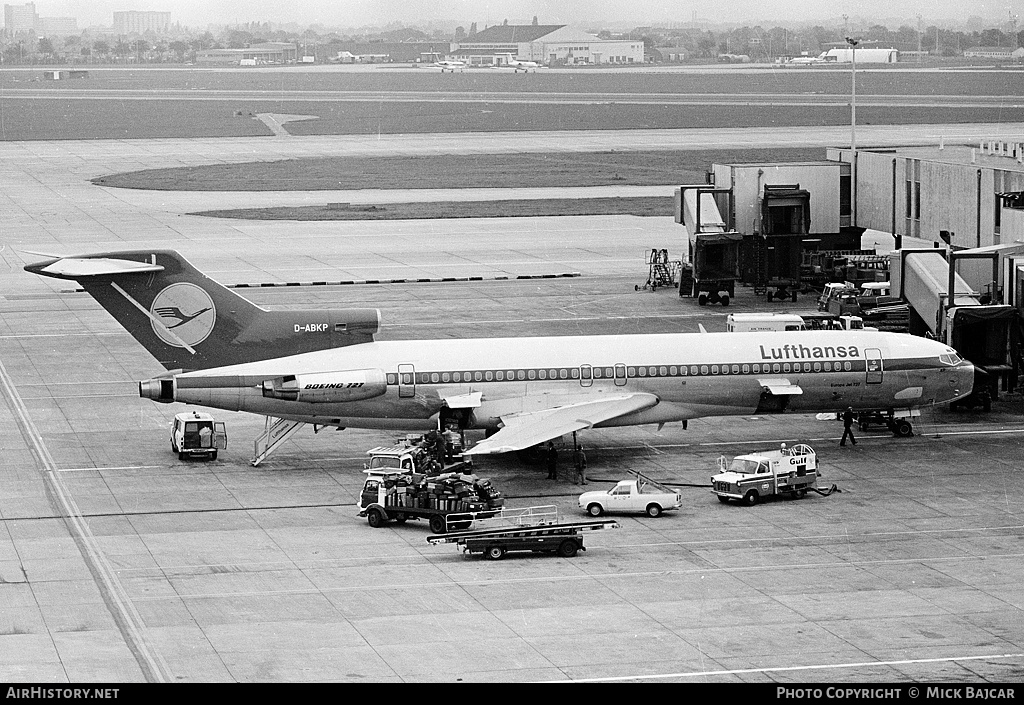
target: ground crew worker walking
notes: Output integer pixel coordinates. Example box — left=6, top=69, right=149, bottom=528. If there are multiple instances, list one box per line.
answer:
left=840, top=407, right=857, bottom=447
left=574, top=444, right=588, bottom=485
left=546, top=442, right=558, bottom=480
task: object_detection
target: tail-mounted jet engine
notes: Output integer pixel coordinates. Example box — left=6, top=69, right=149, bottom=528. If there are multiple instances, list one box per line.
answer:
left=261, top=369, right=388, bottom=403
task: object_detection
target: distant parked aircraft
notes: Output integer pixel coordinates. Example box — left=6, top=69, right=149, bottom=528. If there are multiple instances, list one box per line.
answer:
left=330, top=51, right=363, bottom=64
left=494, top=53, right=543, bottom=72
left=433, top=59, right=466, bottom=73
left=788, top=54, right=826, bottom=65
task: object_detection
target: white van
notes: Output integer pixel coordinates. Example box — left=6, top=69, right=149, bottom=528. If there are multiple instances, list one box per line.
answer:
left=726, top=313, right=805, bottom=333
left=171, top=411, right=227, bottom=460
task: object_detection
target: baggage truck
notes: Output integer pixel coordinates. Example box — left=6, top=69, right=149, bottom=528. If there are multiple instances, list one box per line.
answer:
left=357, top=467, right=504, bottom=534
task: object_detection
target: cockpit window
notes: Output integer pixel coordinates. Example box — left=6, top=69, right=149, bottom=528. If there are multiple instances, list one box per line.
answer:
left=939, top=353, right=962, bottom=365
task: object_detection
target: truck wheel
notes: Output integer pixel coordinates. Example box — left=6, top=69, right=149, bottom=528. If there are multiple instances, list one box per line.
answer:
left=720, top=294, right=730, bottom=306
left=367, top=508, right=386, bottom=528
left=210, top=451, right=218, bottom=461
left=791, top=291, right=798, bottom=302
left=557, top=539, right=579, bottom=558
left=587, top=503, right=604, bottom=517
left=743, top=490, right=759, bottom=506
left=429, top=514, right=447, bottom=534
left=717, top=495, right=730, bottom=503
left=178, top=452, right=185, bottom=461
left=486, top=545, right=505, bottom=560
left=797, top=489, right=807, bottom=498
left=893, top=419, right=914, bottom=437
left=645, top=504, right=662, bottom=518
left=767, top=291, right=773, bottom=302
left=697, top=294, right=708, bottom=306
left=394, top=513, right=407, bottom=524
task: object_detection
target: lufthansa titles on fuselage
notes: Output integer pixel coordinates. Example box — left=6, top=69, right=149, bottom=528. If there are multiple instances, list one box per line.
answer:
left=759, top=344, right=859, bottom=360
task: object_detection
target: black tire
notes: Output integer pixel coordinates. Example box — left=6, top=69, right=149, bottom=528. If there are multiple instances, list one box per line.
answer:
left=791, top=292, right=798, bottom=302
left=486, top=545, right=505, bottom=560
left=178, top=452, right=185, bottom=460
left=859, top=421, right=869, bottom=432
left=429, top=514, right=447, bottom=534
left=697, top=294, right=708, bottom=306
left=720, top=294, right=730, bottom=306
left=557, top=539, right=579, bottom=558
left=587, top=503, right=604, bottom=517
left=767, top=291, right=773, bottom=302
left=394, top=513, right=407, bottom=524
left=797, top=489, right=807, bottom=498
left=743, top=490, right=759, bottom=506
left=718, top=495, right=730, bottom=503
left=634, top=284, right=640, bottom=291
left=645, top=504, right=662, bottom=518
left=893, top=419, right=913, bottom=437
left=210, top=451, right=217, bottom=461
left=367, top=508, right=386, bottom=528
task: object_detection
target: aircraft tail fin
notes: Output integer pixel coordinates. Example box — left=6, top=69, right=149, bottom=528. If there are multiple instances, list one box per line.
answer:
left=25, top=250, right=379, bottom=371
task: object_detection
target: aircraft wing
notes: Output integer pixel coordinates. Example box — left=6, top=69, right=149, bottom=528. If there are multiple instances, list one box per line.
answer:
left=464, top=393, right=658, bottom=455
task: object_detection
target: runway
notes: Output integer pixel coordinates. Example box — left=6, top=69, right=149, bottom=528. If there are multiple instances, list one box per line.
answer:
left=5, top=88, right=1024, bottom=109
left=1, top=124, right=1023, bottom=682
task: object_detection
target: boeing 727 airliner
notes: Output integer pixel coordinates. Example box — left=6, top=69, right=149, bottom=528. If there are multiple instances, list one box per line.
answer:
left=26, top=250, right=974, bottom=457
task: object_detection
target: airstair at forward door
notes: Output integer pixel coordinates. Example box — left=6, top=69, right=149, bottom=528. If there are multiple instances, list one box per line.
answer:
left=252, top=416, right=306, bottom=466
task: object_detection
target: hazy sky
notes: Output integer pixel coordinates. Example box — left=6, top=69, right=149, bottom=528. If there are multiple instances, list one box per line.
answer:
left=34, top=0, right=1022, bottom=30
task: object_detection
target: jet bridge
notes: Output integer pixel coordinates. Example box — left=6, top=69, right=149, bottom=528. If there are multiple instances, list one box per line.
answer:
left=675, top=186, right=742, bottom=306
left=891, top=249, right=1015, bottom=401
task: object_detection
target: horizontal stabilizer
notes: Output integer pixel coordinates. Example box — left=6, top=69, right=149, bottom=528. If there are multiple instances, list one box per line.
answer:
left=465, top=393, right=658, bottom=455
left=27, top=256, right=164, bottom=279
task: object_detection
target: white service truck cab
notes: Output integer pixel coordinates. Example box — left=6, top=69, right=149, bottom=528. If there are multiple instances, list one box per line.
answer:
left=711, top=443, right=818, bottom=505
left=171, top=411, right=227, bottom=460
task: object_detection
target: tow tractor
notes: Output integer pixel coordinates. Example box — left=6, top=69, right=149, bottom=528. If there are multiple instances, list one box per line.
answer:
left=427, top=505, right=619, bottom=560
left=711, top=443, right=838, bottom=506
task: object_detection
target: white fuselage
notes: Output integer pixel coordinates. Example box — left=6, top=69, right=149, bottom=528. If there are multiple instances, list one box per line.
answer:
left=156, top=330, right=975, bottom=432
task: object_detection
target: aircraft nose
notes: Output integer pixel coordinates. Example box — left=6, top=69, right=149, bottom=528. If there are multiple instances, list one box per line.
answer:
left=952, top=360, right=975, bottom=401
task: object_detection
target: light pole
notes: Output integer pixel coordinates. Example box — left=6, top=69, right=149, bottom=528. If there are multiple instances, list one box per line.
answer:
left=846, top=36, right=859, bottom=227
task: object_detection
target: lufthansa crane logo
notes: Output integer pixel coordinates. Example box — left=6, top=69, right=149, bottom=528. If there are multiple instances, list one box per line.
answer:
left=150, top=283, right=216, bottom=348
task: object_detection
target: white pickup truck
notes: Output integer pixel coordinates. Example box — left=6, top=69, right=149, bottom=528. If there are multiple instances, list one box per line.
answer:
left=578, top=478, right=681, bottom=518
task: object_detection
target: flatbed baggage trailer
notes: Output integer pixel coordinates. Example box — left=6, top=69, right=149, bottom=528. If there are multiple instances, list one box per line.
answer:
left=427, top=506, right=619, bottom=559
